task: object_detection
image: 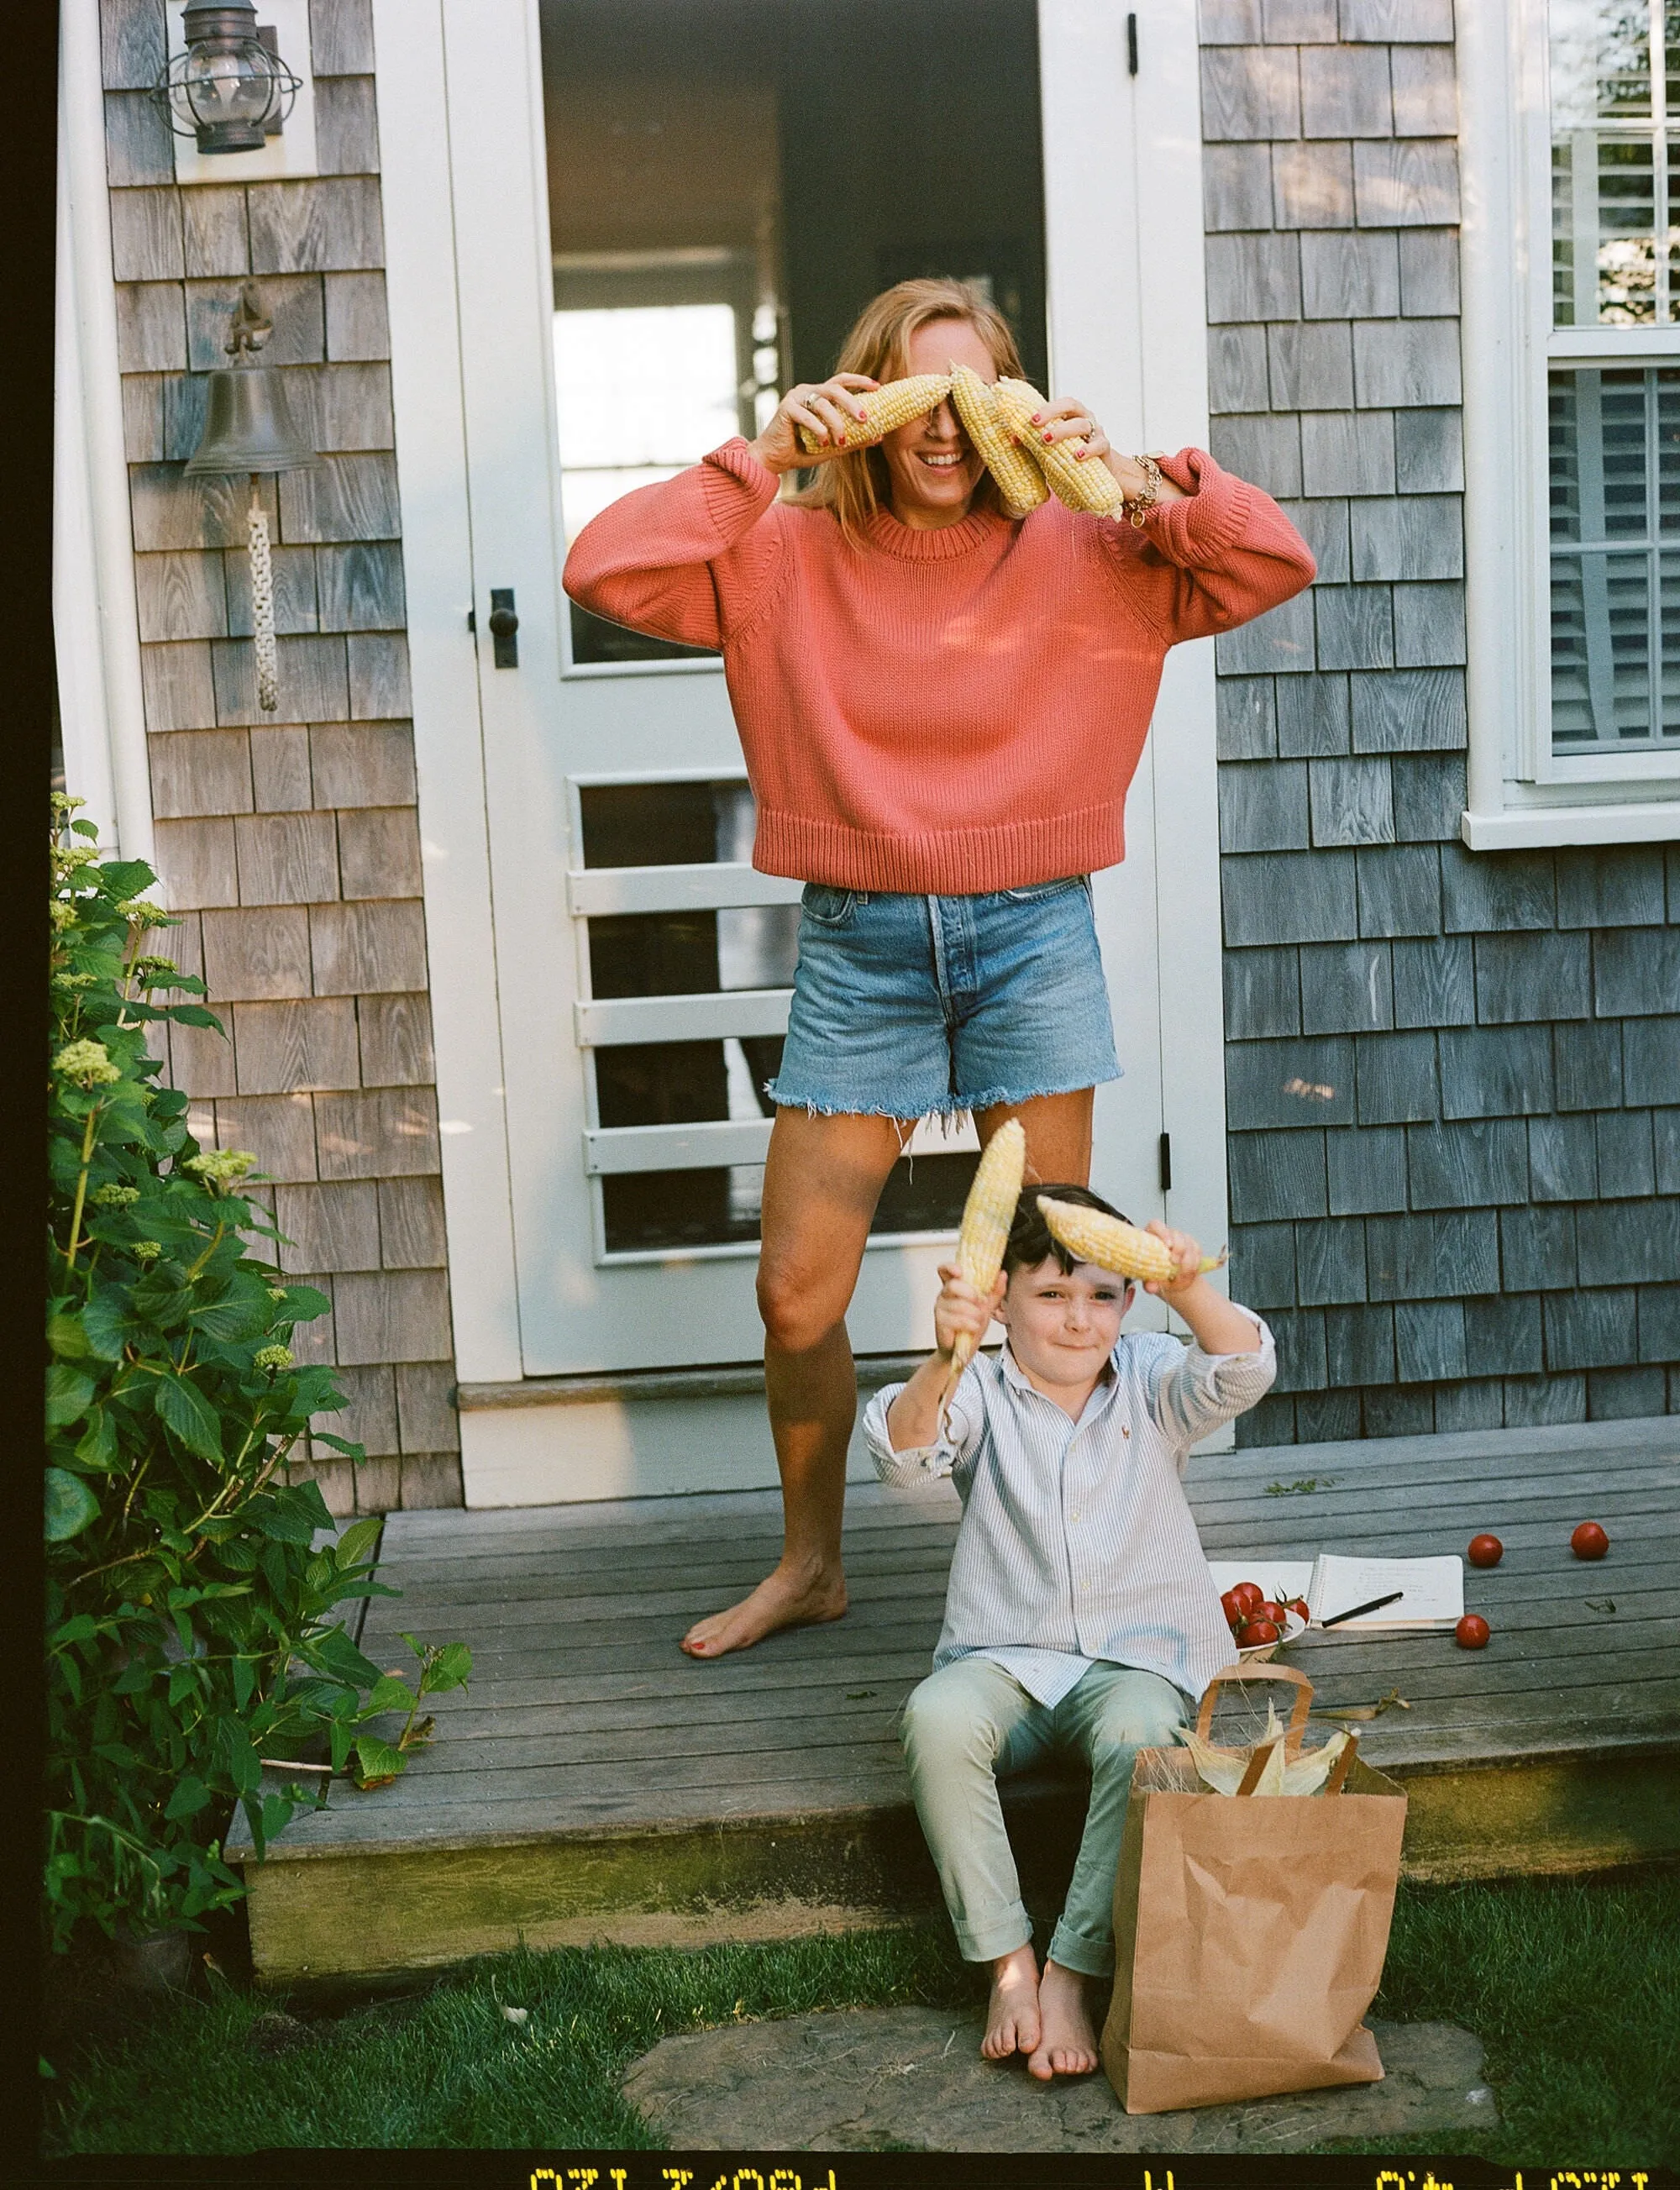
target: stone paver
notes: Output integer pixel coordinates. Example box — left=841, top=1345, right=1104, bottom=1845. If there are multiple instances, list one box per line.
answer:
left=622, top=2007, right=1499, bottom=2153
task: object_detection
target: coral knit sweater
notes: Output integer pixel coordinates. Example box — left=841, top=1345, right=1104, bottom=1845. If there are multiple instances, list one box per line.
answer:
left=563, top=438, right=1315, bottom=894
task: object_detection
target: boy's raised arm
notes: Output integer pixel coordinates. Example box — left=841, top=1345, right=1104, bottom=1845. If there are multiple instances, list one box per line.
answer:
left=863, top=1265, right=1001, bottom=1485
left=1135, top=1223, right=1275, bottom=1454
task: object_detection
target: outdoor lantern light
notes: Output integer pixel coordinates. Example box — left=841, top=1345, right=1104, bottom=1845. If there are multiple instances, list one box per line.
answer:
left=185, top=282, right=318, bottom=713
left=155, top=1, right=301, bottom=155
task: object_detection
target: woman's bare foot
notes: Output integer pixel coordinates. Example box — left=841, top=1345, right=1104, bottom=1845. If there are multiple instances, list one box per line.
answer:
left=1026, top=1959, right=1099, bottom=2080
left=981, top=1946, right=1041, bottom=2061
left=679, top=1557, right=848, bottom=1658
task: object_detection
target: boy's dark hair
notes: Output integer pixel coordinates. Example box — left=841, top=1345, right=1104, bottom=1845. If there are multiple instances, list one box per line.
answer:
left=1002, top=1183, right=1132, bottom=1277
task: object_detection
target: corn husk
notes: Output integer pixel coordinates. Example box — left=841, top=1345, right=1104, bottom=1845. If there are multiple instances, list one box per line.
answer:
left=1179, top=1703, right=1352, bottom=1797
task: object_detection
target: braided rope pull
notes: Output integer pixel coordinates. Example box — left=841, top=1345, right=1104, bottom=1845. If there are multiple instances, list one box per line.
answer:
left=247, top=480, right=279, bottom=713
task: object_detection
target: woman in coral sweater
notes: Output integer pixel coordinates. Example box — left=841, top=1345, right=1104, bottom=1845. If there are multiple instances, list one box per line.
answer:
left=564, top=279, right=1314, bottom=1659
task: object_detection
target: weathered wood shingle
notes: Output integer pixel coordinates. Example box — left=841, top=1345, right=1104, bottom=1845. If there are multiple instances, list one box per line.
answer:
left=107, top=1, right=462, bottom=1506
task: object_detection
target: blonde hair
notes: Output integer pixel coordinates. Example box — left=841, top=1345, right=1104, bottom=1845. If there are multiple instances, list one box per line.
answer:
left=790, top=278, right=1026, bottom=536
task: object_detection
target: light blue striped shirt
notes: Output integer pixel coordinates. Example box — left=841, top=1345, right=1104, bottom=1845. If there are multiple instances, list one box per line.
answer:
left=862, top=1312, right=1276, bottom=1708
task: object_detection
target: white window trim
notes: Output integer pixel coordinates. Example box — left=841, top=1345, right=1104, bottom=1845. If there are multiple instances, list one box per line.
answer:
left=55, top=3, right=154, bottom=867
left=1460, top=0, right=1680, bottom=848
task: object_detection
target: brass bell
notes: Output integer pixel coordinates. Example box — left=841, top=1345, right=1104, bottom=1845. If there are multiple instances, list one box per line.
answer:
left=184, top=361, right=318, bottom=477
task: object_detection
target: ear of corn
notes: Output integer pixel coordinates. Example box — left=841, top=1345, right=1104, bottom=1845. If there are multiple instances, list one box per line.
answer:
left=948, top=365, right=1049, bottom=518
left=794, top=372, right=953, bottom=455
left=1036, top=1194, right=1226, bottom=1285
left=994, top=377, right=1128, bottom=516
left=940, top=1116, right=1027, bottom=1404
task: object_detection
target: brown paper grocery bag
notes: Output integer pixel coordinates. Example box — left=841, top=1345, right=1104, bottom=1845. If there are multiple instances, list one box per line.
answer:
left=1100, top=1661, right=1407, bottom=2115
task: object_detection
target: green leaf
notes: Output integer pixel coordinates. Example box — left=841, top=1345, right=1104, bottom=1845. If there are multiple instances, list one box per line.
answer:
left=276, top=1284, right=330, bottom=1323
left=310, top=1624, right=384, bottom=1688
left=165, top=1004, right=223, bottom=1029
left=251, top=1497, right=315, bottom=1547
left=46, top=1312, right=90, bottom=1359
left=362, top=1675, right=415, bottom=1716
left=74, top=1410, right=119, bottom=1473
left=97, top=859, right=157, bottom=898
left=188, top=1297, right=262, bottom=1342
left=45, top=1469, right=100, bottom=1542
left=165, top=1778, right=210, bottom=1821
left=351, top=1736, right=404, bottom=1788
left=80, top=1290, right=129, bottom=1361
left=419, top=1643, right=473, bottom=1695
left=333, top=1516, right=381, bottom=1572
left=310, top=1431, right=365, bottom=1460
left=154, top=1372, right=222, bottom=1462
left=45, top=1367, right=96, bottom=1430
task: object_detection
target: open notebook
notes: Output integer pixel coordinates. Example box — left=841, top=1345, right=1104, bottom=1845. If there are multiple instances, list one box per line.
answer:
left=1206, top=1553, right=1463, bottom=1631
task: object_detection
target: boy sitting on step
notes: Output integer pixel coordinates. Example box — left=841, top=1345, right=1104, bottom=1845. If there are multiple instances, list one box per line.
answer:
left=863, top=1184, right=1274, bottom=2082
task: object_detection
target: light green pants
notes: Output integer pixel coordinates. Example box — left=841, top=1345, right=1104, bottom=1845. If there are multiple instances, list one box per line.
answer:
left=900, top=1655, right=1187, bottom=1979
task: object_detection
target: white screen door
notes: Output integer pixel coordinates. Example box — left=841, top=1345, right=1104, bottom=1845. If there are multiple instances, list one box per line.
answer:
left=378, top=0, right=1226, bottom=1382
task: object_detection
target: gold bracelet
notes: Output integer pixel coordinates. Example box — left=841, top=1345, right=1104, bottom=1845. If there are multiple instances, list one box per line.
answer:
left=1125, top=453, right=1164, bottom=529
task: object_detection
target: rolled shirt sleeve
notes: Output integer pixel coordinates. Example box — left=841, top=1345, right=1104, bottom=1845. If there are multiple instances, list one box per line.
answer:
left=1144, top=1307, right=1277, bottom=1458
left=862, top=1373, right=984, bottom=1487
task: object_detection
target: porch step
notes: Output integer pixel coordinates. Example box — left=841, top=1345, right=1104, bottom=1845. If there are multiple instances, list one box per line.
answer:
left=454, top=1352, right=927, bottom=1506
left=237, top=1418, right=1680, bottom=1990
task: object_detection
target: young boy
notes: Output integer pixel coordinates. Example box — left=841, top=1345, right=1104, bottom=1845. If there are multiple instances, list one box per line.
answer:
left=863, top=1184, right=1275, bottom=2082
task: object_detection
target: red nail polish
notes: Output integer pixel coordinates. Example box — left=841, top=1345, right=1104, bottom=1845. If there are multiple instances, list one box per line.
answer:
left=1042, top=431, right=1053, bottom=444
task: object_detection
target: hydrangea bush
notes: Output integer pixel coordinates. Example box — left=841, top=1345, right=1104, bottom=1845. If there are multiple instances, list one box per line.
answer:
left=45, top=800, right=468, bottom=1953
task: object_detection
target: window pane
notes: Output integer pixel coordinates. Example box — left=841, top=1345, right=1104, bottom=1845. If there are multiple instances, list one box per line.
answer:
left=1551, top=549, right=1652, bottom=742
left=1549, top=364, right=1680, bottom=748
left=1549, top=2, right=1676, bottom=323
left=1661, top=548, right=1680, bottom=730
left=1554, top=134, right=1662, bottom=323
left=1550, top=366, right=1651, bottom=539
left=1550, top=0, right=1653, bottom=123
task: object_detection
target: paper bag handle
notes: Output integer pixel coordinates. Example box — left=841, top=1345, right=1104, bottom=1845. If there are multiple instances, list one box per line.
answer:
left=1323, top=1729, right=1359, bottom=1796
left=1196, top=1660, right=1315, bottom=1751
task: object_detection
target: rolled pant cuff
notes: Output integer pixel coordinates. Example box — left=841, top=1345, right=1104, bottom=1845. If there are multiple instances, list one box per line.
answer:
left=1047, top=1921, right=1114, bottom=1980
left=953, top=1907, right=1035, bottom=1965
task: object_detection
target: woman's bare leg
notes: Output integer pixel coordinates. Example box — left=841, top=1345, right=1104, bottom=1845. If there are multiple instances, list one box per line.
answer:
left=974, top=1086, right=1095, bottom=1187
left=680, top=1107, right=908, bottom=1658
left=679, top=1088, right=1097, bottom=1658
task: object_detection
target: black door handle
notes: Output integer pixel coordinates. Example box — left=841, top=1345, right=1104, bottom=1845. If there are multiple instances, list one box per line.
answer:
left=488, top=587, right=519, bottom=667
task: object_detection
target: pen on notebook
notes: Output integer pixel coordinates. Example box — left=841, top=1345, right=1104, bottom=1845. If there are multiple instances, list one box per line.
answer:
left=1319, top=1589, right=1404, bottom=1630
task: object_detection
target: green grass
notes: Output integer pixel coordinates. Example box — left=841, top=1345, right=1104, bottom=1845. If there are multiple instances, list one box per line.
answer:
left=42, top=1925, right=974, bottom=2154
left=42, top=1874, right=1680, bottom=2160
left=1326, top=1870, right=1680, bottom=2166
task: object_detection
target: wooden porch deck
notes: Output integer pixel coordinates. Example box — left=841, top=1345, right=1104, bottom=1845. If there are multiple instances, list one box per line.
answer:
left=240, top=1415, right=1680, bottom=1989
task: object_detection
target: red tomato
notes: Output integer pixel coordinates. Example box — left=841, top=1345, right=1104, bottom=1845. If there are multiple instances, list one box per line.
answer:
left=1284, top=1597, right=1311, bottom=1625
left=1220, top=1589, right=1247, bottom=1625
left=1571, top=1520, right=1609, bottom=1561
left=1230, top=1581, right=1264, bottom=1618
left=1467, top=1533, right=1503, bottom=1568
left=1455, top=1614, right=1490, bottom=1649
left=1255, top=1599, right=1285, bottom=1625
left=1236, top=1617, right=1280, bottom=1648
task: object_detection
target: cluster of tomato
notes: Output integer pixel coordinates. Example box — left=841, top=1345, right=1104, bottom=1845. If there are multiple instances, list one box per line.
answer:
left=1219, top=1579, right=1308, bottom=1652
left=1453, top=1520, right=1609, bottom=1647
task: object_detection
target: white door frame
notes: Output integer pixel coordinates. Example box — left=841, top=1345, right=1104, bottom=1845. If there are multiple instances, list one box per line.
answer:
left=375, top=0, right=1230, bottom=1494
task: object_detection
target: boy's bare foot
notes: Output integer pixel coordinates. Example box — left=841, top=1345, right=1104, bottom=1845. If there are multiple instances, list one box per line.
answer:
left=981, top=1946, right=1041, bottom=2061
left=679, top=1558, right=848, bottom=1658
left=1026, top=1959, right=1099, bottom=2080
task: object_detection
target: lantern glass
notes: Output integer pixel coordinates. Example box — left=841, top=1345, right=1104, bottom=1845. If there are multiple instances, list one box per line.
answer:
left=156, top=6, right=301, bottom=155
left=181, top=43, right=279, bottom=132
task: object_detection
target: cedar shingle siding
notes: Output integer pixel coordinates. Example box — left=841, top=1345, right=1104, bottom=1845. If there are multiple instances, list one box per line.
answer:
left=102, top=0, right=461, bottom=1513
left=1203, top=0, right=1680, bottom=1444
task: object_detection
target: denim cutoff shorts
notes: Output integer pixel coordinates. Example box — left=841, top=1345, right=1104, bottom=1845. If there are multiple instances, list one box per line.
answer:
left=766, top=879, right=1121, bottom=1119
